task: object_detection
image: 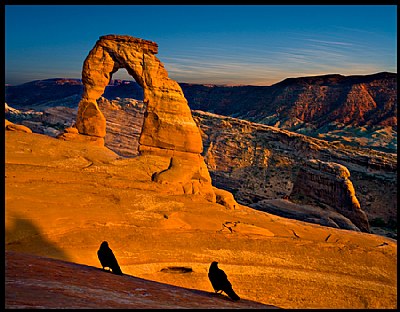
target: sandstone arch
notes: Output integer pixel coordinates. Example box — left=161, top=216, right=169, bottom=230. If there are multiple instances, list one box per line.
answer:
left=76, top=35, right=202, bottom=155
left=74, top=34, right=217, bottom=202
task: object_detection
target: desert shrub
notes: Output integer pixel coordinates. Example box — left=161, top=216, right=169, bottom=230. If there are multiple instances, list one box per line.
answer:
left=369, top=217, right=386, bottom=227
left=387, top=217, right=397, bottom=230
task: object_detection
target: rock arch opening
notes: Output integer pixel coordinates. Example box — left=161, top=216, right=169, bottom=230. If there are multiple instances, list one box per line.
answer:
left=98, top=68, right=146, bottom=157
left=104, top=68, right=144, bottom=101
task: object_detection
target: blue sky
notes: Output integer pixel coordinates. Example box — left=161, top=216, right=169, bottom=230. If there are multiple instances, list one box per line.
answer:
left=5, top=5, right=397, bottom=86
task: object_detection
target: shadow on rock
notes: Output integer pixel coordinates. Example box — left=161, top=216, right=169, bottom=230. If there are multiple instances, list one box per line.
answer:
left=5, top=213, right=70, bottom=261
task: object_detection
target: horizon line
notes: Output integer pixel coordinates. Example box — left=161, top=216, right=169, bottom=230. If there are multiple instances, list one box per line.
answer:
left=5, top=71, right=397, bottom=88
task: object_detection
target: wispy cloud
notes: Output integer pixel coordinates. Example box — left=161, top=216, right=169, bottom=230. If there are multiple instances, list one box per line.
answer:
left=5, top=5, right=396, bottom=85
left=331, top=25, right=379, bottom=35
left=305, top=38, right=353, bottom=46
left=110, top=31, right=397, bottom=86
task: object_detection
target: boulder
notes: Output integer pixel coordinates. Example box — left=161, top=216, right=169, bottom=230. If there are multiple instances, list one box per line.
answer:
left=5, top=119, right=32, bottom=133
left=213, top=187, right=239, bottom=210
left=147, top=148, right=216, bottom=202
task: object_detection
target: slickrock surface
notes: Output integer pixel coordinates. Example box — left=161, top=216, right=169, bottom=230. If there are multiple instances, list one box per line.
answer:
left=5, top=131, right=397, bottom=308
left=6, top=251, right=276, bottom=309
left=250, top=199, right=361, bottom=231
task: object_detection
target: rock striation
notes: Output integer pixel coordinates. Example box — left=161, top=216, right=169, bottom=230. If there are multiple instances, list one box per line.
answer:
left=290, top=159, right=370, bottom=232
left=72, top=35, right=216, bottom=202
left=181, top=72, right=397, bottom=128
left=97, top=97, right=146, bottom=157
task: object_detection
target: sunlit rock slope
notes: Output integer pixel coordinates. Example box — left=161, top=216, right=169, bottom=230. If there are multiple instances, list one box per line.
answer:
left=5, top=251, right=275, bottom=309
left=5, top=130, right=397, bottom=308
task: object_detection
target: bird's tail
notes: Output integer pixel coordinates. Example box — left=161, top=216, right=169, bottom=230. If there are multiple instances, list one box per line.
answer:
left=112, top=265, right=123, bottom=275
left=225, top=287, right=240, bottom=301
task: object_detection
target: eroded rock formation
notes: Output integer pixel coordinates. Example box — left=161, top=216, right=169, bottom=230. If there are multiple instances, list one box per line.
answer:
left=7, top=96, right=395, bottom=234
left=290, top=159, right=370, bottom=232
left=70, top=35, right=217, bottom=202
left=5, top=119, right=32, bottom=133
left=192, top=110, right=395, bottom=234
left=75, top=35, right=202, bottom=152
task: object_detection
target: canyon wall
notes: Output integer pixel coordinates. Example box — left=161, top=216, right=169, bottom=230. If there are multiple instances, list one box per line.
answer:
left=5, top=103, right=397, bottom=235
left=193, top=110, right=396, bottom=234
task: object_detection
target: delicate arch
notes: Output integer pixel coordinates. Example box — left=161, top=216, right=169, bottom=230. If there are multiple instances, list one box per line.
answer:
left=76, top=34, right=202, bottom=154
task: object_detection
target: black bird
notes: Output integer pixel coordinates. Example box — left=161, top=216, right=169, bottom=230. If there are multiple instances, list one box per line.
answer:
left=97, top=241, right=123, bottom=275
left=208, top=261, right=240, bottom=301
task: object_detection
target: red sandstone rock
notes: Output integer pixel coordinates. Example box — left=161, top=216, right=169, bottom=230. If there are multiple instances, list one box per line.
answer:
left=5, top=119, right=32, bottom=133
left=5, top=251, right=275, bottom=309
left=192, top=110, right=395, bottom=234
left=213, top=187, right=239, bottom=210
left=76, top=34, right=203, bottom=154
left=74, top=34, right=216, bottom=203
left=290, top=159, right=370, bottom=232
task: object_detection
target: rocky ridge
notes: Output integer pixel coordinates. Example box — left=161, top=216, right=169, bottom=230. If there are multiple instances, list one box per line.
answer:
left=181, top=72, right=397, bottom=152
left=5, top=101, right=397, bottom=237
left=5, top=72, right=397, bottom=153
left=290, top=159, right=369, bottom=232
left=193, top=110, right=396, bottom=236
